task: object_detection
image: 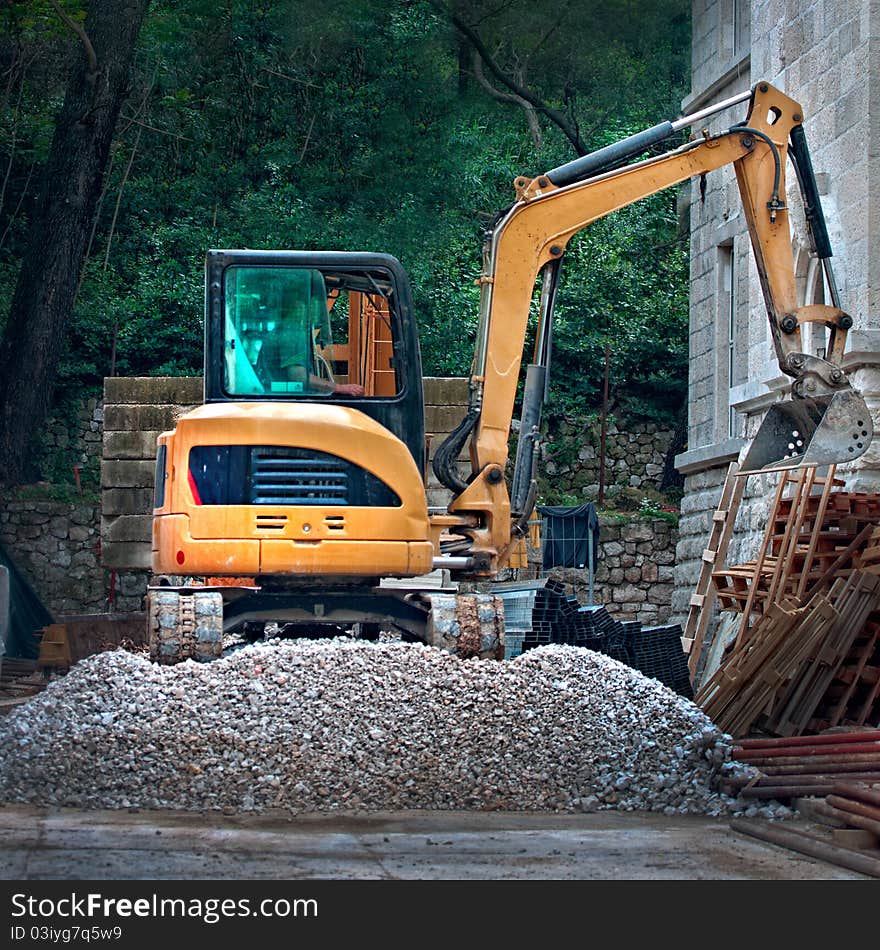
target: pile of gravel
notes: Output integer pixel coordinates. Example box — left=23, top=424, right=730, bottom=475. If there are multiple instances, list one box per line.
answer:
left=0, top=639, right=776, bottom=816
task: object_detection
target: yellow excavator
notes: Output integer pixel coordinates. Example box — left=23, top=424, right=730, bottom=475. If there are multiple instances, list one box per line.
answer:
left=147, top=80, right=873, bottom=663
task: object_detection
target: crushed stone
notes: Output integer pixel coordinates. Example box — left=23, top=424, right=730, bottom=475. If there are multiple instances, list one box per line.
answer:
left=0, top=640, right=785, bottom=817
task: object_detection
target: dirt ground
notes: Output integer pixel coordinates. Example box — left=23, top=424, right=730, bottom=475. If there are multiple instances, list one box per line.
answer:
left=0, top=803, right=869, bottom=880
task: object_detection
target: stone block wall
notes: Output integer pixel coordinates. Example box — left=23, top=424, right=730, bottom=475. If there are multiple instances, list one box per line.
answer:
left=538, top=417, right=674, bottom=500
left=541, top=515, right=679, bottom=627
left=671, top=466, right=729, bottom=624
left=39, top=397, right=104, bottom=486
left=0, top=499, right=107, bottom=614
left=101, top=376, right=203, bottom=571
left=424, top=376, right=469, bottom=508
left=675, top=0, right=880, bottom=656
left=0, top=492, right=154, bottom=617
left=0, top=498, right=105, bottom=615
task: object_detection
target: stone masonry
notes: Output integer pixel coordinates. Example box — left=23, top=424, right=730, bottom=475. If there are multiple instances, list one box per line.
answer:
left=547, top=514, right=678, bottom=627
left=0, top=497, right=105, bottom=616
left=538, top=416, right=674, bottom=500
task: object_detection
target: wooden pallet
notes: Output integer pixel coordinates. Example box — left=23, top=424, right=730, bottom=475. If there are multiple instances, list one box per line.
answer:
left=694, top=595, right=835, bottom=738
left=714, top=540, right=865, bottom=613
left=710, top=471, right=879, bottom=628
left=697, top=572, right=880, bottom=738
left=854, top=526, right=880, bottom=575
left=808, top=610, right=880, bottom=731
left=693, top=467, right=880, bottom=737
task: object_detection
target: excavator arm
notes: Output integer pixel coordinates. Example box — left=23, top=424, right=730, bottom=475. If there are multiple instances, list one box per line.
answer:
left=432, top=81, right=872, bottom=575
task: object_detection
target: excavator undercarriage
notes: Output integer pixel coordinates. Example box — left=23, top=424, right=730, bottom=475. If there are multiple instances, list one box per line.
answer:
left=147, top=584, right=504, bottom=664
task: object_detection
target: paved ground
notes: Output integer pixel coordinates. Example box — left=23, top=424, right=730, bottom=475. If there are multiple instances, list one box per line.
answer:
left=0, top=804, right=867, bottom=880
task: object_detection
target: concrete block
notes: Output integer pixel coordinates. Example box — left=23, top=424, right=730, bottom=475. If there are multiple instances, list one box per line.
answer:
left=100, top=541, right=152, bottom=571
left=424, top=405, right=466, bottom=433
left=101, top=515, right=153, bottom=544
left=423, top=377, right=468, bottom=405
left=101, top=460, right=156, bottom=489
left=831, top=828, right=879, bottom=850
left=103, top=430, right=164, bottom=460
left=425, top=436, right=469, bottom=463
left=103, top=376, right=203, bottom=406
left=426, top=488, right=453, bottom=507
left=103, top=404, right=182, bottom=433
left=102, top=488, right=155, bottom=517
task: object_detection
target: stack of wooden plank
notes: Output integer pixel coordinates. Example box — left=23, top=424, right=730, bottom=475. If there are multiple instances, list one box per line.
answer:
left=695, top=572, right=880, bottom=736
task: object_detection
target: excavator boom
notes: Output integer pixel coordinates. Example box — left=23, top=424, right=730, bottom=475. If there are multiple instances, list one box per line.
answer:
left=432, top=80, right=872, bottom=572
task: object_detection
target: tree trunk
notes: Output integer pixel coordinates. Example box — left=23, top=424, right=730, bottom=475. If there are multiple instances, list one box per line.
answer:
left=0, top=0, right=151, bottom=485
left=660, top=400, right=687, bottom=494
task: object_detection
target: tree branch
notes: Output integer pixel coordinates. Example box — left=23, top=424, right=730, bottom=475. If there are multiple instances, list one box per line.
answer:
left=429, top=0, right=588, bottom=155
left=259, top=65, right=319, bottom=89
left=0, top=161, right=34, bottom=253
left=103, top=125, right=141, bottom=270
left=119, top=114, right=193, bottom=142
left=471, top=50, right=541, bottom=152
left=50, top=0, right=98, bottom=75
left=525, top=2, right=572, bottom=59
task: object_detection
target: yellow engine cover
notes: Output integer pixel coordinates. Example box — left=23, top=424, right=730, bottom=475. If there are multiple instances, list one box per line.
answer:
left=152, top=402, right=434, bottom=577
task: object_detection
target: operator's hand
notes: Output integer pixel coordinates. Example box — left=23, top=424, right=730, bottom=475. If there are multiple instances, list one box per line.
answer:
left=334, top=382, right=365, bottom=396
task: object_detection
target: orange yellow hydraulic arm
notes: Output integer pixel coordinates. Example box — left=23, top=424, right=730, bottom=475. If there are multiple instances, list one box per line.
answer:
left=431, top=81, right=872, bottom=575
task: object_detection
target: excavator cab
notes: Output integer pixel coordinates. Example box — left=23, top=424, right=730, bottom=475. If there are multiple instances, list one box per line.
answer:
left=203, top=250, right=426, bottom=469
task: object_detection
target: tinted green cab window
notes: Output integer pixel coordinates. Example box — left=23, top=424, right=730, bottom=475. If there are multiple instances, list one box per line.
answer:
left=224, top=266, right=336, bottom=397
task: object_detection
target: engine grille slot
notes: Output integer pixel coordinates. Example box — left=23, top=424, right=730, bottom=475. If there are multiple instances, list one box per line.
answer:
left=325, top=515, right=346, bottom=531
left=255, top=513, right=288, bottom=531
left=188, top=445, right=401, bottom=508
left=250, top=449, right=349, bottom=505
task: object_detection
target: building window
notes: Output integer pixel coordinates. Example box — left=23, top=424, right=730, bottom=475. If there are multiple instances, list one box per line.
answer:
left=733, top=0, right=750, bottom=57
left=718, top=242, right=742, bottom=439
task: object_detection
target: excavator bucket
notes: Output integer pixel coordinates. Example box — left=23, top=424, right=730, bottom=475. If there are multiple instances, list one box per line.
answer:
left=740, top=390, right=873, bottom=474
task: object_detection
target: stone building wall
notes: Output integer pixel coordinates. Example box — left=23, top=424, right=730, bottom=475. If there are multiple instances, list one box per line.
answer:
left=674, top=2, right=880, bottom=646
